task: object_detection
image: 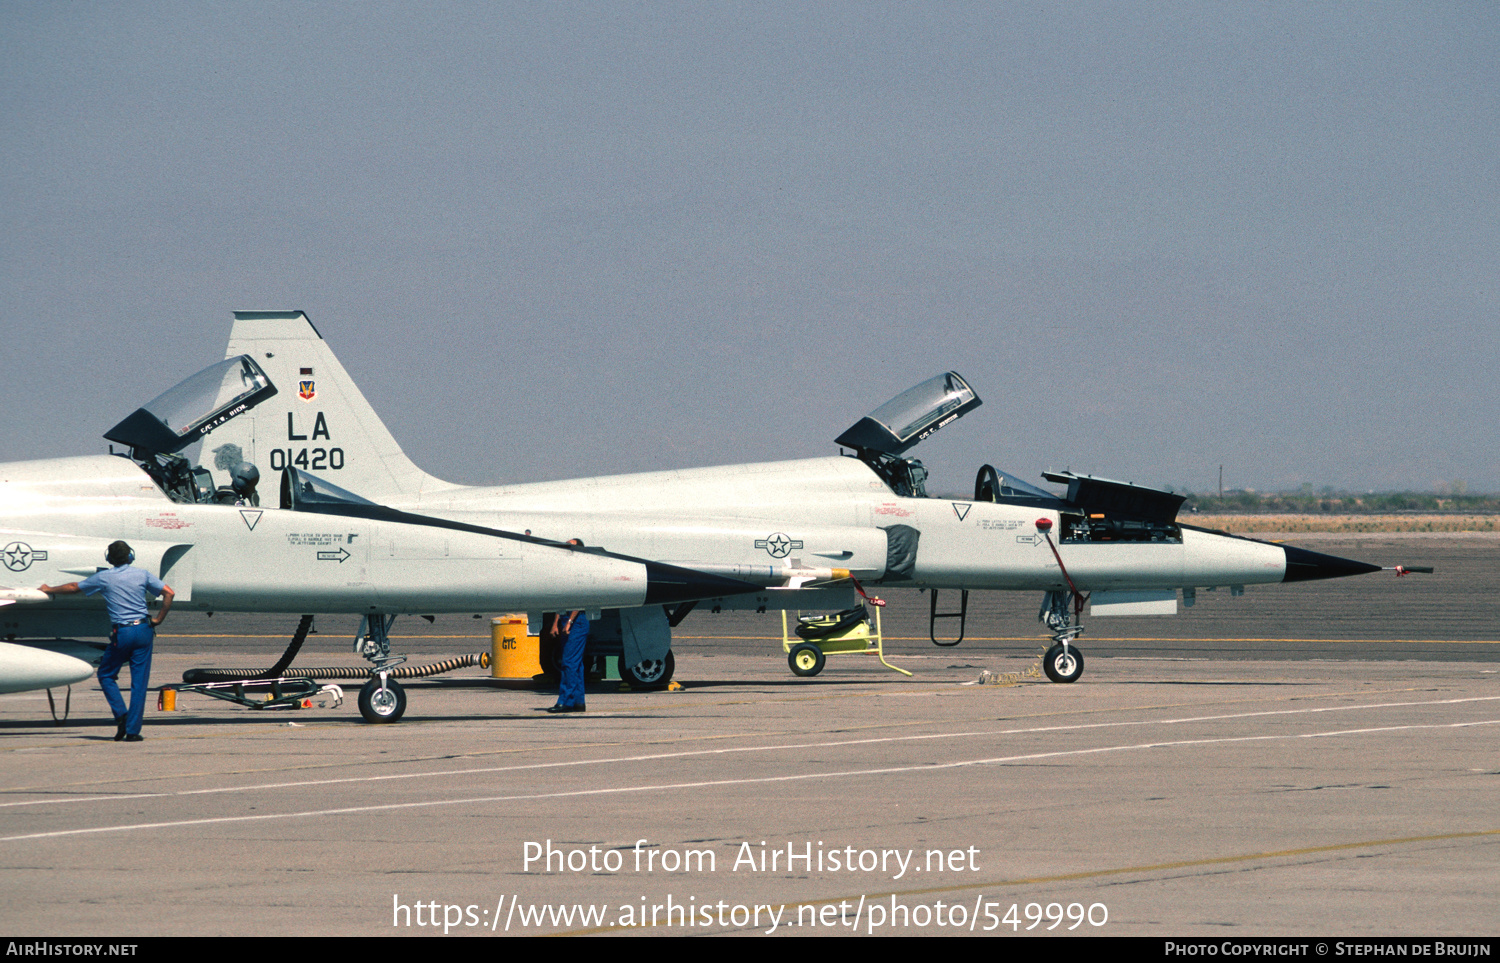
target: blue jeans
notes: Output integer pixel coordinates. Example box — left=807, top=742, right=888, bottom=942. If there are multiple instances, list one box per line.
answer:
left=556, top=614, right=589, bottom=708
left=99, top=622, right=153, bottom=736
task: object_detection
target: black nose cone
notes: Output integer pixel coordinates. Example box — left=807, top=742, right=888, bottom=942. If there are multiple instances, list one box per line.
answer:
left=1282, top=545, right=1382, bottom=583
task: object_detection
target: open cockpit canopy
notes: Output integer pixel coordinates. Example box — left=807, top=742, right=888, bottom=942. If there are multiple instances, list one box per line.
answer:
left=835, top=372, right=982, bottom=497
left=835, top=371, right=981, bottom=457
left=104, top=355, right=276, bottom=457
left=105, top=355, right=277, bottom=505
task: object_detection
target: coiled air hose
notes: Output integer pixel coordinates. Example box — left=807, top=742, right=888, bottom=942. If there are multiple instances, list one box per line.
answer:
left=182, top=652, right=488, bottom=684
left=181, top=614, right=489, bottom=684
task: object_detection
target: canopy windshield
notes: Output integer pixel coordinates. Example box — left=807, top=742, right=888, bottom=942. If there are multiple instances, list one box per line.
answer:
left=834, top=371, right=981, bottom=456
left=992, top=471, right=1058, bottom=501
left=104, top=355, right=277, bottom=455
left=281, top=466, right=377, bottom=512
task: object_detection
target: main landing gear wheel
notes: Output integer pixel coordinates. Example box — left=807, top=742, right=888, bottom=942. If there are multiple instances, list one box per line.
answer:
left=1042, top=644, right=1084, bottom=684
left=619, top=651, right=675, bottom=689
left=788, top=643, right=827, bottom=677
left=358, top=677, right=407, bottom=723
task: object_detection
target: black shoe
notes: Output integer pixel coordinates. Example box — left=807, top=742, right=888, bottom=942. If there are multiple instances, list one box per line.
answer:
left=114, top=717, right=127, bottom=742
left=545, top=704, right=585, bottom=714
left=124, top=734, right=144, bottom=742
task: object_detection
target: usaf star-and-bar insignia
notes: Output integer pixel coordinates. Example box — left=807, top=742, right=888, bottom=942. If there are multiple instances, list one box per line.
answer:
left=2, top=542, right=48, bottom=572
left=754, top=532, right=804, bottom=558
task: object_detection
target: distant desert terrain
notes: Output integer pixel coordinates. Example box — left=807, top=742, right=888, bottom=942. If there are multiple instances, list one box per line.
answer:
left=1187, top=513, right=1498, bottom=534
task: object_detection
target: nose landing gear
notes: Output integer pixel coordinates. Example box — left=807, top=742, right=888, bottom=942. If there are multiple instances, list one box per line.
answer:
left=1038, top=589, right=1086, bottom=683
left=1042, top=640, right=1085, bottom=683
left=1035, top=514, right=1089, bottom=684
left=356, top=614, right=408, bottom=723
left=358, top=674, right=407, bottom=723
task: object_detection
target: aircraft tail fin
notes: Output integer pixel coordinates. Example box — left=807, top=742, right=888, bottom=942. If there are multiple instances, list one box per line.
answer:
left=207, top=311, right=454, bottom=501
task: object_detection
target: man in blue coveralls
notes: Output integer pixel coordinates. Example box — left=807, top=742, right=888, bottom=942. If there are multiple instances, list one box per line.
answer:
left=546, top=607, right=589, bottom=714
left=546, top=538, right=588, bottom=714
left=41, top=540, right=174, bottom=742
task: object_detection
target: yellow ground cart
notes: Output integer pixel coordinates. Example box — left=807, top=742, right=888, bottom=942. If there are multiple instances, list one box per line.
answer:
left=780, top=602, right=911, bottom=677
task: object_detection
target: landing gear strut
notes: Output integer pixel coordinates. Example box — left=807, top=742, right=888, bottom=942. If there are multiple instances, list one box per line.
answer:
left=1032, top=515, right=1091, bottom=683
left=355, top=614, right=408, bottom=723
left=1038, top=589, right=1086, bottom=683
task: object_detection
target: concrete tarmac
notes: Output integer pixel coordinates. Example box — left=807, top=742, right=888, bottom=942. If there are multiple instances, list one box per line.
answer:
left=1, top=534, right=1496, bottom=937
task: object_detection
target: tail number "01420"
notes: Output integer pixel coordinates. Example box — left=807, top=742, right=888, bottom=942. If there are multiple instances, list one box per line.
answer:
left=270, top=447, right=345, bottom=471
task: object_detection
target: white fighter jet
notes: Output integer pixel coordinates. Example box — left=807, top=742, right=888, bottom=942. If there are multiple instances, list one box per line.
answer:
left=0, top=345, right=759, bottom=721
left=183, top=311, right=1401, bottom=691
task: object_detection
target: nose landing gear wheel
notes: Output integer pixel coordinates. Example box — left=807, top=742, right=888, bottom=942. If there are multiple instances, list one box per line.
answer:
left=619, top=651, right=675, bottom=689
left=358, top=677, right=407, bottom=723
left=788, top=643, right=827, bottom=677
left=1043, top=643, right=1084, bottom=684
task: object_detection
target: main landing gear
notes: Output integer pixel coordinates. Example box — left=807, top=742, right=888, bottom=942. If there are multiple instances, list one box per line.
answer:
left=619, top=651, right=675, bottom=689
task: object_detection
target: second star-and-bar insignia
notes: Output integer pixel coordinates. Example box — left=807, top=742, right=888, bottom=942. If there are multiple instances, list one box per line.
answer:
left=754, top=532, right=804, bottom=558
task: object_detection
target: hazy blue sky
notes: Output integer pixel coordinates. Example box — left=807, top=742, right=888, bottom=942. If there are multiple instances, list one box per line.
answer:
left=3, top=2, right=1496, bottom=494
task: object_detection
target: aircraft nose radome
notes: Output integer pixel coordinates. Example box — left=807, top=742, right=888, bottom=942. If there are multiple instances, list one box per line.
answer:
left=642, top=561, right=761, bottom=604
left=1281, top=545, right=1382, bottom=583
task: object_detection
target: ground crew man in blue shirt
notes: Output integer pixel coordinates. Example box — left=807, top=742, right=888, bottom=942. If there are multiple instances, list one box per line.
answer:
left=41, top=540, right=174, bottom=742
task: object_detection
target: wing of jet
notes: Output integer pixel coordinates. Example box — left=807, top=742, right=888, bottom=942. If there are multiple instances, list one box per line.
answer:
left=180, top=311, right=1418, bottom=692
